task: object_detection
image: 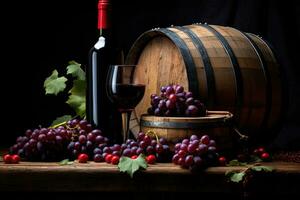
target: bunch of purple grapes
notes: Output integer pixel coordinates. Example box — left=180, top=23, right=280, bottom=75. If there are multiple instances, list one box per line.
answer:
left=93, top=132, right=171, bottom=163
left=9, top=122, right=76, bottom=161
left=172, top=134, right=219, bottom=170
left=147, top=84, right=207, bottom=117
left=65, top=119, right=110, bottom=160
left=9, top=119, right=109, bottom=161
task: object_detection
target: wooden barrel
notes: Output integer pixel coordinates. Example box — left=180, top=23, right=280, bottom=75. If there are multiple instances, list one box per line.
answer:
left=140, top=111, right=234, bottom=151
left=127, top=24, right=283, bottom=142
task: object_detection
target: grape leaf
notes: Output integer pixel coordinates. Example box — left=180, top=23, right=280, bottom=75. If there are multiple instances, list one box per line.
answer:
left=118, top=154, right=148, bottom=178
left=67, top=61, right=86, bottom=81
left=251, top=166, right=274, bottom=172
left=51, top=115, right=73, bottom=127
left=227, top=159, right=247, bottom=166
left=67, top=80, right=86, bottom=117
left=67, top=95, right=86, bottom=118
left=226, top=171, right=246, bottom=183
left=44, top=70, right=67, bottom=95
left=59, top=159, right=74, bottom=166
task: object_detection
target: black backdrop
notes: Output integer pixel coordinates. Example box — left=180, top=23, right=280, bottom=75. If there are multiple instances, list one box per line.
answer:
left=1, top=0, right=300, bottom=150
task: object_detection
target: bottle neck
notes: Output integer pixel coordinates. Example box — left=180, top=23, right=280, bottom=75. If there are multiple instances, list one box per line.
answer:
left=98, top=0, right=111, bottom=38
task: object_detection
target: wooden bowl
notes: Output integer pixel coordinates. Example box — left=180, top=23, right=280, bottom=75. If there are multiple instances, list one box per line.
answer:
left=140, top=111, right=234, bottom=151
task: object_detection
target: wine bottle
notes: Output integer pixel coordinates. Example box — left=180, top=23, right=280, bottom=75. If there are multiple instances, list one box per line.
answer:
left=86, top=0, right=119, bottom=139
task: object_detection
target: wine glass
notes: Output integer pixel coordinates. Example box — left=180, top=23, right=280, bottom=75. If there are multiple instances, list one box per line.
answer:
left=107, top=65, right=145, bottom=142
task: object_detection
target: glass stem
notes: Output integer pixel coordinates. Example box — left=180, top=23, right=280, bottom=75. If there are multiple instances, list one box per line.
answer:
left=121, top=111, right=131, bottom=142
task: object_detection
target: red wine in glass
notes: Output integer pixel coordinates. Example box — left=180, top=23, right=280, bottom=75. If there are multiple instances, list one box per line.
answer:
left=109, top=84, right=145, bottom=112
left=107, top=65, right=145, bottom=142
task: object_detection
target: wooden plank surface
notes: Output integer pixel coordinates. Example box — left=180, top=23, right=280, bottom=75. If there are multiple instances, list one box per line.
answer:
left=0, top=161, right=299, bottom=193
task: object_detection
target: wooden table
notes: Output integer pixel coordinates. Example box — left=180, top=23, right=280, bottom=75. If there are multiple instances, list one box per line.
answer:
left=0, top=161, right=299, bottom=199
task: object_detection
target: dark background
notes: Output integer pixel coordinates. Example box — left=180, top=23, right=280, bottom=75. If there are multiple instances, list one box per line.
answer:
left=1, top=0, right=299, bottom=150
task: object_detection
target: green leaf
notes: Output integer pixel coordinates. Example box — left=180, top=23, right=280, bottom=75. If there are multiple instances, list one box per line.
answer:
left=118, top=154, right=148, bottom=178
left=59, top=159, right=74, bottom=166
left=51, top=115, right=73, bottom=127
left=227, top=159, right=247, bottom=166
left=67, top=94, right=86, bottom=118
left=226, top=171, right=246, bottom=183
left=251, top=166, right=274, bottom=172
left=44, top=70, right=68, bottom=95
left=67, top=80, right=86, bottom=117
left=249, top=155, right=263, bottom=163
left=67, top=61, right=85, bottom=81
left=0, top=156, right=3, bottom=162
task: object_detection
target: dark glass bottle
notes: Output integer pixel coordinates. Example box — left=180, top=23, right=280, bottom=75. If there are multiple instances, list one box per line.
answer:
left=87, top=0, right=121, bottom=142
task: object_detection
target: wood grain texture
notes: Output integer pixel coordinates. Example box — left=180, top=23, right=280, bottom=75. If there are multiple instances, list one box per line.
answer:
left=126, top=25, right=282, bottom=142
left=0, top=161, right=299, bottom=193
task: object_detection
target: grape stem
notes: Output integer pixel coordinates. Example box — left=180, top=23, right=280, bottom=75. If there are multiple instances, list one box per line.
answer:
left=234, top=127, right=249, bottom=141
left=50, top=121, right=68, bottom=129
left=145, top=130, right=160, bottom=144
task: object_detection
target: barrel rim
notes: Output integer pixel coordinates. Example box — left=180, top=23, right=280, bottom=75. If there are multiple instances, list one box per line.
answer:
left=140, top=111, right=233, bottom=129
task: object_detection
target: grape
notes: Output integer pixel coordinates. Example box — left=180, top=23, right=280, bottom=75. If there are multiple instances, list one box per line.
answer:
left=172, top=154, right=180, bottom=164
left=208, top=140, right=216, bottom=147
left=137, top=132, right=145, bottom=141
left=94, top=154, right=104, bottom=162
left=200, top=135, right=210, bottom=145
left=151, top=139, right=157, bottom=147
left=93, top=148, right=102, bottom=155
left=25, top=129, right=33, bottom=137
left=154, top=108, right=162, bottom=116
left=166, top=86, right=175, bottom=96
left=159, top=137, right=167, bottom=145
left=169, top=94, right=177, bottom=103
left=188, top=143, right=197, bottom=154
left=182, top=139, right=189, bottom=145
left=175, top=86, right=184, bottom=94
left=185, top=155, right=194, bottom=167
left=161, top=86, right=167, bottom=93
left=166, top=100, right=175, bottom=109
left=185, top=92, right=193, bottom=99
left=173, top=134, right=220, bottom=170
left=122, top=149, right=132, bottom=157
left=158, top=100, right=167, bottom=111
left=78, top=135, right=87, bottom=144
left=146, top=146, right=154, bottom=155
left=155, top=144, right=164, bottom=154
left=186, top=97, right=194, bottom=105
left=136, top=147, right=144, bottom=155
left=185, top=105, right=199, bottom=117
left=190, top=135, right=199, bottom=141
left=193, top=156, right=203, bottom=167
left=198, top=144, right=208, bottom=154
left=79, top=120, right=88, bottom=130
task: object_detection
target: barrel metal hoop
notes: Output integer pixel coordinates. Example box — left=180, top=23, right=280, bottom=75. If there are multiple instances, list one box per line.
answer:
left=159, top=28, right=200, bottom=97
left=197, top=24, right=244, bottom=119
left=141, top=119, right=231, bottom=129
left=248, top=33, right=286, bottom=130
left=241, top=32, right=272, bottom=128
left=173, top=26, right=216, bottom=107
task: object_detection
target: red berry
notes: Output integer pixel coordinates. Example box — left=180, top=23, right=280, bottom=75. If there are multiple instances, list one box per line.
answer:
left=131, top=155, right=138, bottom=159
left=218, top=156, right=227, bottom=166
left=261, top=152, right=271, bottom=161
left=3, top=154, right=12, bottom=164
left=146, top=155, right=156, bottom=164
left=105, top=154, right=113, bottom=164
left=78, top=154, right=89, bottom=163
left=11, top=155, right=20, bottom=164
left=111, top=156, right=120, bottom=165
left=169, top=94, right=177, bottom=103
